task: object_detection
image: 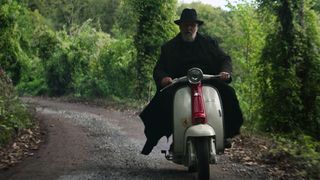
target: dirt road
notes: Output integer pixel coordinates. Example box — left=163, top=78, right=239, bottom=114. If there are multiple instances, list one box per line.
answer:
left=0, top=97, right=268, bottom=179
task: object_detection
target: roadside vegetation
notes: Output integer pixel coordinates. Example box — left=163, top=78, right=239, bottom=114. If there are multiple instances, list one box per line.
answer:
left=0, top=0, right=319, bottom=178
left=0, top=70, right=32, bottom=145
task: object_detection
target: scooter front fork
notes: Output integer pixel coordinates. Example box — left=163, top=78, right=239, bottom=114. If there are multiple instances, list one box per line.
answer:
left=209, top=138, right=217, bottom=164
left=187, top=140, right=197, bottom=164
left=187, top=137, right=217, bottom=166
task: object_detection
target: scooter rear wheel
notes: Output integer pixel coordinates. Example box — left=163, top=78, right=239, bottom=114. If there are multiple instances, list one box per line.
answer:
left=195, top=138, right=210, bottom=180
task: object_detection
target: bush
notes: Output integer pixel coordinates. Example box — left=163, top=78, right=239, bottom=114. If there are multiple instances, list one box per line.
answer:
left=0, top=1, right=53, bottom=96
left=92, top=37, right=137, bottom=98
left=0, top=71, right=32, bottom=146
left=267, top=134, right=320, bottom=178
left=72, top=35, right=137, bottom=98
left=38, top=20, right=137, bottom=99
left=67, top=21, right=112, bottom=97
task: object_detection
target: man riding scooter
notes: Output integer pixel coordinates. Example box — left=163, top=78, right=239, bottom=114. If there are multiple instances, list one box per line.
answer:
left=140, top=8, right=243, bottom=155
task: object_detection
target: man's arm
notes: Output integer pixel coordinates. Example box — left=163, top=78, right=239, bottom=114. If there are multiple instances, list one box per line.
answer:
left=218, top=48, right=232, bottom=74
left=218, top=49, right=232, bottom=82
left=208, top=37, right=233, bottom=82
left=153, top=46, right=171, bottom=88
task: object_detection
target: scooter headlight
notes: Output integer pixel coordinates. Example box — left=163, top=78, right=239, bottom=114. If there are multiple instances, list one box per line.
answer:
left=187, top=68, right=203, bottom=84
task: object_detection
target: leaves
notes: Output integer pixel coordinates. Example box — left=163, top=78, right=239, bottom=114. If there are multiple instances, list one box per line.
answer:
left=228, top=133, right=320, bottom=179
left=0, top=69, right=32, bottom=146
left=256, top=0, right=320, bottom=139
left=132, top=0, right=178, bottom=98
left=0, top=125, right=41, bottom=170
left=1, top=0, right=319, bottom=141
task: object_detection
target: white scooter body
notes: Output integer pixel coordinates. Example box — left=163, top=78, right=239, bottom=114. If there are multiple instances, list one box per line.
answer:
left=171, top=85, right=224, bottom=166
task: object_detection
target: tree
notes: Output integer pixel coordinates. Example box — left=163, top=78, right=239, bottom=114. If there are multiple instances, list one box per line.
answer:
left=23, top=0, right=121, bottom=33
left=312, top=0, right=320, bottom=13
left=257, top=0, right=320, bottom=139
left=0, top=1, right=23, bottom=85
left=223, top=2, right=267, bottom=129
left=132, top=0, right=178, bottom=98
left=112, top=0, right=139, bottom=37
left=0, top=1, right=33, bottom=145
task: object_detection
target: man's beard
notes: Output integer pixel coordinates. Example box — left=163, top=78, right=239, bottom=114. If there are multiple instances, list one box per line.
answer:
left=182, top=32, right=196, bottom=42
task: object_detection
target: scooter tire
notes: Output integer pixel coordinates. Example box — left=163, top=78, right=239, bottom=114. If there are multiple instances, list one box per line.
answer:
left=195, top=138, right=210, bottom=180
left=188, top=164, right=197, bottom=173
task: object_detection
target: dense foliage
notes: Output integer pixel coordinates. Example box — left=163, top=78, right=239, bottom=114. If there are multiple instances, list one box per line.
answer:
left=0, top=0, right=138, bottom=98
left=22, top=0, right=121, bottom=33
left=268, top=134, right=320, bottom=178
left=224, top=3, right=267, bottom=129
left=0, top=0, right=319, bottom=176
left=0, top=69, right=32, bottom=146
left=257, top=0, right=320, bottom=139
left=1, top=0, right=319, bottom=134
left=131, top=0, right=178, bottom=98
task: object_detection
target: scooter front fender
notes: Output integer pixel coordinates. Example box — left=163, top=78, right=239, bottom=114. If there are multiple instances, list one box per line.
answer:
left=185, top=124, right=215, bottom=138
left=184, top=125, right=217, bottom=166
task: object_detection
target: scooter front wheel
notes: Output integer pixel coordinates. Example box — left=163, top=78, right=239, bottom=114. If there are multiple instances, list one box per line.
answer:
left=195, top=138, right=210, bottom=180
left=188, top=164, right=197, bottom=173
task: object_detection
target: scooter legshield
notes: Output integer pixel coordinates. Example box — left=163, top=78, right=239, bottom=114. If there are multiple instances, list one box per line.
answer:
left=202, top=85, right=224, bottom=153
left=173, top=86, right=192, bottom=157
left=173, top=85, right=224, bottom=156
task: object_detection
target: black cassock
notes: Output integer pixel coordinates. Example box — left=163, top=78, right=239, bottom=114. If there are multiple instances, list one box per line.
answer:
left=140, top=33, right=243, bottom=155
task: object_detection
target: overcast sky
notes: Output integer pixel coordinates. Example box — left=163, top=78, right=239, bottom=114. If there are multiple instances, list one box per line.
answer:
left=179, top=0, right=243, bottom=9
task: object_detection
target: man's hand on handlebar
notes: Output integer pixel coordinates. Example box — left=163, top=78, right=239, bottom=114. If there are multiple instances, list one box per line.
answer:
left=161, top=77, right=173, bottom=87
left=219, top=72, right=231, bottom=81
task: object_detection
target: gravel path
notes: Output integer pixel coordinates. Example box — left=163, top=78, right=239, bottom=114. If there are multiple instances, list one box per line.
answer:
left=0, top=97, right=269, bottom=180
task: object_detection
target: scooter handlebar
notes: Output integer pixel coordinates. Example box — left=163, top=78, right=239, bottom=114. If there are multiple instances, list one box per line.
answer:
left=160, top=76, right=187, bottom=92
left=203, top=74, right=222, bottom=79
left=160, top=74, right=222, bottom=92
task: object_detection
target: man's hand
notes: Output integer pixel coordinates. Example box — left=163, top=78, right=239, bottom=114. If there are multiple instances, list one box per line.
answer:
left=161, top=77, right=173, bottom=87
left=219, top=72, right=231, bottom=81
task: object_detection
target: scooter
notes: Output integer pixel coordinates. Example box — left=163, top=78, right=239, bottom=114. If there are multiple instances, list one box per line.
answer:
left=161, top=68, right=225, bottom=180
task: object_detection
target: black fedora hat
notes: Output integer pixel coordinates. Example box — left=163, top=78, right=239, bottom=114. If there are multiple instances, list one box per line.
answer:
left=174, top=8, right=204, bottom=25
